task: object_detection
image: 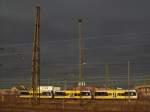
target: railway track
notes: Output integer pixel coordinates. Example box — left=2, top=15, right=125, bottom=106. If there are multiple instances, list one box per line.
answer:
left=0, top=95, right=150, bottom=112
left=0, top=99, right=150, bottom=112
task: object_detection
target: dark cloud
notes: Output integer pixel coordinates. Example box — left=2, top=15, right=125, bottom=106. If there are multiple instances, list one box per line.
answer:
left=1, top=0, right=150, bottom=87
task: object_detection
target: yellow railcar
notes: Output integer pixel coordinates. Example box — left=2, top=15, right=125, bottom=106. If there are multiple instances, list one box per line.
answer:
left=19, top=89, right=137, bottom=100
left=54, top=90, right=92, bottom=99
left=116, top=89, right=137, bottom=99
left=94, top=89, right=114, bottom=99
left=94, top=89, right=137, bottom=100
left=19, top=90, right=52, bottom=99
left=29, top=91, right=52, bottom=99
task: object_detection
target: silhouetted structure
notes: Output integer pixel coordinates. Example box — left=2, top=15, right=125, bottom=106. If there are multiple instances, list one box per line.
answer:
left=31, top=6, right=41, bottom=105
left=78, top=19, right=85, bottom=86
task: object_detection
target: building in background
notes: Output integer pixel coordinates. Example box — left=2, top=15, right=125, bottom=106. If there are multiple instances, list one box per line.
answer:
left=135, top=85, right=150, bottom=99
left=37, top=86, right=61, bottom=92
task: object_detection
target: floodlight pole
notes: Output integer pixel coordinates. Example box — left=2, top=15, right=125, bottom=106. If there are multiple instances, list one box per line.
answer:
left=78, top=19, right=84, bottom=87
left=104, top=64, right=110, bottom=88
left=128, top=61, right=130, bottom=102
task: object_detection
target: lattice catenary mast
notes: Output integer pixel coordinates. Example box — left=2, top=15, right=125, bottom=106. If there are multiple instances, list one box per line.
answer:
left=31, top=6, right=41, bottom=105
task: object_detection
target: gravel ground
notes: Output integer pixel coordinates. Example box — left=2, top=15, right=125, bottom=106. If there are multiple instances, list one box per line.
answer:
left=0, top=95, right=150, bottom=112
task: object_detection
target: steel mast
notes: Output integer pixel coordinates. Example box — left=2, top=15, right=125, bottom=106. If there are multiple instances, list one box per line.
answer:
left=32, top=6, right=41, bottom=105
left=78, top=19, right=85, bottom=86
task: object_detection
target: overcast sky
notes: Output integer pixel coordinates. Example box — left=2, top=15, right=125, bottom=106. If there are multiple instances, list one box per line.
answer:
left=1, top=0, right=150, bottom=87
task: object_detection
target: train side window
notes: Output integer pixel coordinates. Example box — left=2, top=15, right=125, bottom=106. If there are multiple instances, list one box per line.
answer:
left=95, top=92, right=109, bottom=96
left=81, top=92, right=91, bottom=96
left=117, top=92, right=137, bottom=96
left=20, top=92, right=30, bottom=95
left=117, top=93, right=125, bottom=96
left=74, top=93, right=80, bottom=96
left=124, top=92, right=136, bottom=96
left=55, top=92, right=66, bottom=96
left=124, top=92, right=129, bottom=96
left=42, top=92, right=51, bottom=96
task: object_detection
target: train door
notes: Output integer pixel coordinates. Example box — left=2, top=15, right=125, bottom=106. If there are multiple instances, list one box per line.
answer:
left=115, top=89, right=126, bottom=99
left=112, top=92, right=116, bottom=99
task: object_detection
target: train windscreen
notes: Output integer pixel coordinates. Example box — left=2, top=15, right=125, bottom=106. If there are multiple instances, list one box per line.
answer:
left=20, top=91, right=30, bottom=95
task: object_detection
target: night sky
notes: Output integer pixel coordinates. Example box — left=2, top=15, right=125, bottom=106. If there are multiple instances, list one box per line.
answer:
left=1, top=0, right=150, bottom=88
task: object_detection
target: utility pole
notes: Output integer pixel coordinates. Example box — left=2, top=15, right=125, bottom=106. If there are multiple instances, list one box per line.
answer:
left=78, top=19, right=84, bottom=87
left=64, top=80, right=67, bottom=90
left=32, top=6, right=41, bottom=105
left=104, top=64, right=110, bottom=88
left=128, top=61, right=130, bottom=102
